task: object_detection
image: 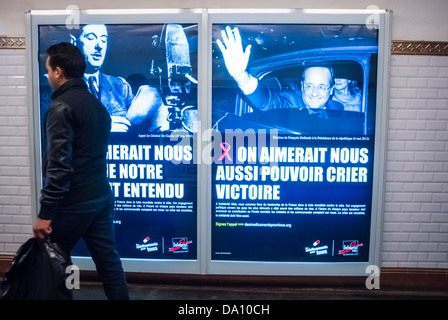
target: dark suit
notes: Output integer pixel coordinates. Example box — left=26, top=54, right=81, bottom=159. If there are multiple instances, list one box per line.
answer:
left=95, top=72, right=134, bottom=117
left=237, top=82, right=364, bottom=135
left=245, top=83, right=345, bottom=117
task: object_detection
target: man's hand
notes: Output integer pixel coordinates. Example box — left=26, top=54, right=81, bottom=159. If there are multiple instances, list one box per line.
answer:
left=217, top=26, right=257, bottom=94
left=126, top=85, right=163, bottom=126
left=33, top=218, right=52, bottom=239
left=217, top=26, right=251, bottom=78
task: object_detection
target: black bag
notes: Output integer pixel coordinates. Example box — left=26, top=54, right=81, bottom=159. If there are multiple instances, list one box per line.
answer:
left=1, top=238, right=73, bottom=300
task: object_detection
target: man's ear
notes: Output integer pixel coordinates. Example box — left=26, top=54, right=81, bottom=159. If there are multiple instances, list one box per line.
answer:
left=69, top=34, right=77, bottom=46
left=54, top=66, right=64, bottom=79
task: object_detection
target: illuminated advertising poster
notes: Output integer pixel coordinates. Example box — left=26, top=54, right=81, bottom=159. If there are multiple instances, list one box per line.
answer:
left=38, top=23, right=198, bottom=260
left=211, top=24, right=378, bottom=262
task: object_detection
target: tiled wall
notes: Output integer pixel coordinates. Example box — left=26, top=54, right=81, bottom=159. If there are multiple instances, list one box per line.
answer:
left=382, top=55, right=448, bottom=268
left=0, top=49, right=31, bottom=253
left=0, top=48, right=447, bottom=268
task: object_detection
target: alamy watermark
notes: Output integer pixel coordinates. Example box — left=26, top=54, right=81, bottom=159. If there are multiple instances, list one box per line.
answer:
left=365, top=264, right=380, bottom=290
left=161, top=123, right=281, bottom=166
left=365, top=5, right=380, bottom=30
left=65, top=5, right=80, bottom=30
left=65, top=264, right=80, bottom=290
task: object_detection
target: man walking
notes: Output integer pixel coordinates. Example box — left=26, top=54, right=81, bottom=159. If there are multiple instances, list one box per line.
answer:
left=33, top=42, right=129, bottom=300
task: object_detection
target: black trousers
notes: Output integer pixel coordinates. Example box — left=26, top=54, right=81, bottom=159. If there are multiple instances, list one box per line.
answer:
left=50, top=192, right=129, bottom=300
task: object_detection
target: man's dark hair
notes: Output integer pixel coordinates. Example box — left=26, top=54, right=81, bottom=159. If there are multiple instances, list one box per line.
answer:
left=46, top=42, right=86, bottom=79
left=301, top=65, right=335, bottom=87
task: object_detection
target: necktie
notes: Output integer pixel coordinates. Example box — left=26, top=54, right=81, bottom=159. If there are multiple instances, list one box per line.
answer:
left=88, top=76, right=99, bottom=99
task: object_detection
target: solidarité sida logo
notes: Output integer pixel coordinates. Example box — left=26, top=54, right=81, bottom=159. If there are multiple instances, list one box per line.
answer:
left=339, top=240, right=363, bottom=256
left=169, top=237, right=193, bottom=253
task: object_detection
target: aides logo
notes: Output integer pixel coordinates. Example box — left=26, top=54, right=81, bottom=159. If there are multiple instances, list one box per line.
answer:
left=169, top=237, right=193, bottom=253
left=135, top=236, right=159, bottom=253
left=304, top=240, right=329, bottom=256
left=339, top=240, right=363, bottom=256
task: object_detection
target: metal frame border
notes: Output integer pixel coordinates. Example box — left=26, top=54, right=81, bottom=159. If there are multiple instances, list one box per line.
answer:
left=26, top=8, right=204, bottom=274
left=206, top=9, right=391, bottom=276
left=26, top=8, right=391, bottom=276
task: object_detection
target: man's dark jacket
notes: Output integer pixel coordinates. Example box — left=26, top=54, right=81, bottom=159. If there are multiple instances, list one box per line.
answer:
left=39, top=78, right=112, bottom=220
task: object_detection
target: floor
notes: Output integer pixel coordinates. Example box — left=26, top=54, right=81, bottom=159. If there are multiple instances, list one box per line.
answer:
left=74, top=281, right=448, bottom=300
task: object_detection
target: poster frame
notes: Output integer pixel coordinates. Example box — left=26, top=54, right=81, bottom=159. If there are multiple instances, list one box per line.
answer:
left=26, top=8, right=205, bottom=274
left=26, top=8, right=390, bottom=276
left=206, top=8, right=391, bottom=276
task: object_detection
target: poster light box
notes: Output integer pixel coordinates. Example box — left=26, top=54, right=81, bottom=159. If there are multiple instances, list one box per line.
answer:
left=27, top=8, right=391, bottom=276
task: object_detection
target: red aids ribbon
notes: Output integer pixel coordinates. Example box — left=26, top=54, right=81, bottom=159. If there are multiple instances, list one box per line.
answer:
left=219, top=142, right=232, bottom=161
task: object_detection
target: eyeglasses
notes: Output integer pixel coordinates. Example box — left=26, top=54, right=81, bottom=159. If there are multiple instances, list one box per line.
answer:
left=303, top=83, right=332, bottom=94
